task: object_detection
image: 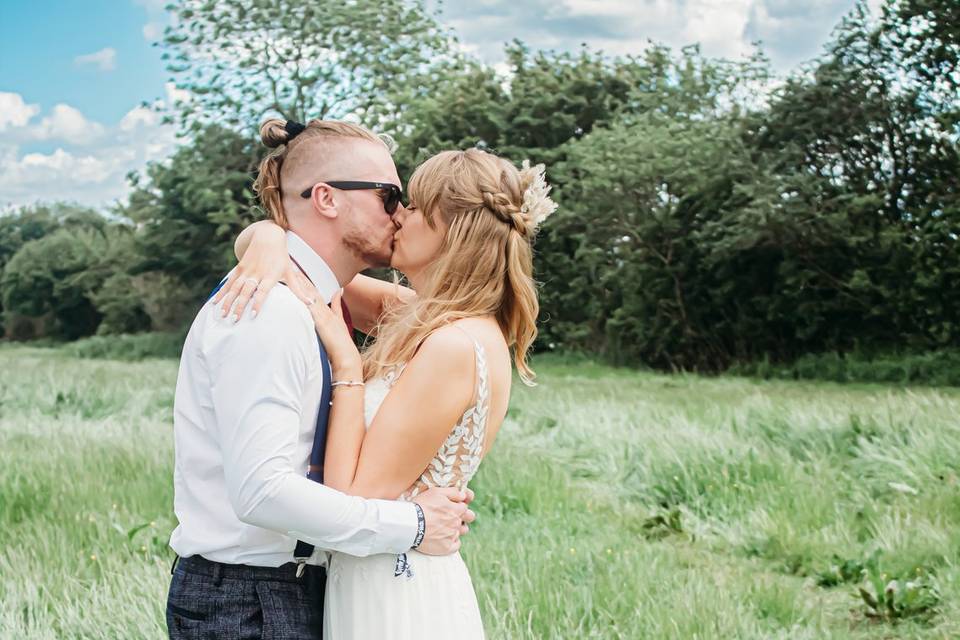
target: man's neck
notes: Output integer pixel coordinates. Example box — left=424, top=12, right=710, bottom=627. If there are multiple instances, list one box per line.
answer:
left=289, top=224, right=365, bottom=287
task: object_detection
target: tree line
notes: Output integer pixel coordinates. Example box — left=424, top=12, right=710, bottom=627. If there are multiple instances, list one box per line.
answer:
left=2, top=0, right=958, bottom=371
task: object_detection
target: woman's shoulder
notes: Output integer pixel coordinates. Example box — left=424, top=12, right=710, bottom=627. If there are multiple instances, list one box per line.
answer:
left=416, top=322, right=478, bottom=362
left=392, top=325, right=478, bottom=408
left=408, top=317, right=509, bottom=376
left=427, top=318, right=504, bottom=353
left=405, top=320, right=488, bottom=375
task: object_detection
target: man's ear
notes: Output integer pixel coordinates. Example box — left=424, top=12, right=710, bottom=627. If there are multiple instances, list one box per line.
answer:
left=309, top=183, right=339, bottom=220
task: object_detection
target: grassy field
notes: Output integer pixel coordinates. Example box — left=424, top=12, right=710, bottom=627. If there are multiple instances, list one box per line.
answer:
left=1, top=344, right=958, bottom=639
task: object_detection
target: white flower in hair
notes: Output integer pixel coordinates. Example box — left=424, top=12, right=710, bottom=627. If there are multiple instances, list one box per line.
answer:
left=520, top=159, right=558, bottom=226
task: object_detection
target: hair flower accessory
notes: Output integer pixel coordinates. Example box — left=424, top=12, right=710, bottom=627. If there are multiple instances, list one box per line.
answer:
left=519, top=160, right=558, bottom=226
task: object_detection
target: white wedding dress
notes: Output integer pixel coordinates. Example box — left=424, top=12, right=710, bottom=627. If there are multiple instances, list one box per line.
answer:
left=323, top=330, right=489, bottom=639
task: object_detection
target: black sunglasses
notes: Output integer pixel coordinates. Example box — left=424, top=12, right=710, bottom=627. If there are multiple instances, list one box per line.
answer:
left=300, top=180, right=403, bottom=215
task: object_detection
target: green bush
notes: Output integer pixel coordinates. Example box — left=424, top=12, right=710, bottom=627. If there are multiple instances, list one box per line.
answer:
left=729, top=350, right=960, bottom=386
left=64, top=332, right=186, bottom=361
left=1, top=229, right=106, bottom=339
left=91, top=273, right=152, bottom=336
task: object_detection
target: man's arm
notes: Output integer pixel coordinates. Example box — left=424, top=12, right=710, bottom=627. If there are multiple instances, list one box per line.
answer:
left=206, top=293, right=417, bottom=556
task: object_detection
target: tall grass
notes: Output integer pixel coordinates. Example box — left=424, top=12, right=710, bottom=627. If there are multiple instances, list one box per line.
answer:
left=1, top=345, right=958, bottom=638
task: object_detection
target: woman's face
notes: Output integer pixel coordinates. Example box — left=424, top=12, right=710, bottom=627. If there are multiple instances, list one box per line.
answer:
left=389, top=203, right=446, bottom=281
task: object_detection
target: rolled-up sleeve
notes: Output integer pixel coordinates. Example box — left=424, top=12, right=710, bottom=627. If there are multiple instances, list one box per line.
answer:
left=207, top=297, right=417, bottom=557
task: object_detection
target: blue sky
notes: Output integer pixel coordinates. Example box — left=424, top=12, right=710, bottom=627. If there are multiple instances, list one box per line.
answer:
left=0, top=0, right=869, bottom=209
left=1, top=1, right=168, bottom=126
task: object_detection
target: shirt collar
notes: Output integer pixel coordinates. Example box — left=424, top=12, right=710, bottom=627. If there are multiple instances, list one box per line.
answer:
left=286, top=231, right=340, bottom=304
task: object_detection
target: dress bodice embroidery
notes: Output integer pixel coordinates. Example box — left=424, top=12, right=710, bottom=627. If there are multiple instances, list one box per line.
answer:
left=362, top=329, right=490, bottom=501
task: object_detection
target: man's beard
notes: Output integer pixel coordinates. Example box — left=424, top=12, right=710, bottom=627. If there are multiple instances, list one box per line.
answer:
left=343, top=226, right=392, bottom=269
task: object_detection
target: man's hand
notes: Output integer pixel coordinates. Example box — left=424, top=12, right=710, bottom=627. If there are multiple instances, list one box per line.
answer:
left=412, top=487, right=477, bottom=555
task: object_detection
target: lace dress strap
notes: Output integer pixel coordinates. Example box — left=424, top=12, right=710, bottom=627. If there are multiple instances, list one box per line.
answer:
left=447, top=324, right=489, bottom=413
left=392, top=324, right=492, bottom=580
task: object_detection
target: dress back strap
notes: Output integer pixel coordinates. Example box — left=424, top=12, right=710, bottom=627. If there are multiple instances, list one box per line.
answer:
left=448, top=324, right=489, bottom=409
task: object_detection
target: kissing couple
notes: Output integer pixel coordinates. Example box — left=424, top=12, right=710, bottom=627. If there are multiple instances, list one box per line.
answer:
left=166, top=118, right=557, bottom=639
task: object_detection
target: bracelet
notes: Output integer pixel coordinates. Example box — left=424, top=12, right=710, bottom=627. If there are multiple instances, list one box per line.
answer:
left=411, top=503, right=426, bottom=549
left=331, top=380, right=364, bottom=388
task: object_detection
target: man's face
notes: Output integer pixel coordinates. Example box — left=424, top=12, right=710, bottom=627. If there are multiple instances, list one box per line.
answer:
left=336, top=141, right=402, bottom=269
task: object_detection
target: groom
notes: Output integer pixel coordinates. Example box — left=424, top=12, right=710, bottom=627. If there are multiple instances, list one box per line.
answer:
left=166, top=120, right=473, bottom=639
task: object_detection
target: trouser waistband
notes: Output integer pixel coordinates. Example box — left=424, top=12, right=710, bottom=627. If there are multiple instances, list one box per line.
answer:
left=171, top=554, right=325, bottom=583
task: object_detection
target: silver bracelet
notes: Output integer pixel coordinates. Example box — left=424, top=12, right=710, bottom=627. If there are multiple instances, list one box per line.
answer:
left=331, top=380, right=365, bottom=388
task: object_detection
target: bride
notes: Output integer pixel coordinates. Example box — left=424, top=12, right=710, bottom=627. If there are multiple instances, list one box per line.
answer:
left=220, top=146, right=556, bottom=638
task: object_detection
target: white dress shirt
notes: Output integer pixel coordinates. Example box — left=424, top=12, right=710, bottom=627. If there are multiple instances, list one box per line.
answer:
left=169, top=231, right=417, bottom=567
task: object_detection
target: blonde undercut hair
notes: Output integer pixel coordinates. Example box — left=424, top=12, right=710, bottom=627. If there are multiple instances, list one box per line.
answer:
left=253, top=118, right=391, bottom=228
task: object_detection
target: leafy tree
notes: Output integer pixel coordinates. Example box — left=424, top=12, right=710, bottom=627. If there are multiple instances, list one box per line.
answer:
left=2, top=229, right=107, bottom=339
left=0, top=204, right=113, bottom=338
left=123, top=124, right=262, bottom=301
left=741, top=1, right=960, bottom=357
left=8, top=0, right=944, bottom=374
left=386, top=1, right=957, bottom=369
left=162, top=0, right=453, bottom=131
left=386, top=43, right=772, bottom=367
left=548, top=111, right=757, bottom=368
left=137, top=0, right=461, bottom=317
left=0, top=203, right=106, bottom=269
left=388, top=56, right=509, bottom=178
left=0, top=218, right=155, bottom=340
left=390, top=41, right=769, bottom=170
left=90, top=272, right=153, bottom=336
left=881, top=0, right=960, bottom=117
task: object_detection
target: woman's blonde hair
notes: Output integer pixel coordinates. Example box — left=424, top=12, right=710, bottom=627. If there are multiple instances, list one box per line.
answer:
left=364, top=149, right=546, bottom=385
left=253, top=118, right=389, bottom=228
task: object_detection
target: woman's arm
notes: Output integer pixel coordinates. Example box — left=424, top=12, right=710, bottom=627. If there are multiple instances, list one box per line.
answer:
left=342, top=274, right=416, bottom=335
left=234, top=219, right=276, bottom=260
left=221, top=220, right=416, bottom=330
left=307, top=298, right=475, bottom=500
left=213, top=221, right=313, bottom=318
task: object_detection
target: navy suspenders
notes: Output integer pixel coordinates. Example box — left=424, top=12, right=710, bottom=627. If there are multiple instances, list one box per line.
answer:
left=206, top=276, right=332, bottom=574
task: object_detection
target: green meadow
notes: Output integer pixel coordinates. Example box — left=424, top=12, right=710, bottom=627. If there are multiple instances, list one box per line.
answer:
left=1, top=344, right=958, bottom=639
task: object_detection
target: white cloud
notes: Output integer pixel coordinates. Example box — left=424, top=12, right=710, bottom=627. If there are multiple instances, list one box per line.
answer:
left=681, top=0, right=755, bottom=60
left=0, top=93, right=40, bottom=131
left=428, top=0, right=861, bottom=72
left=142, top=22, right=163, bottom=41
left=135, top=0, right=170, bottom=47
left=74, top=47, right=118, bottom=72
left=119, top=105, right=160, bottom=131
left=34, top=104, right=105, bottom=145
left=133, top=0, right=167, bottom=11
left=0, top=147, right=117, bottom=210
left=0, top=94, right=178, bottom=209
left=17, top=149, right=110, bottom=182
left=563, top=0, right=635, bottom=16
left=0, top=95, right=105, bottom=145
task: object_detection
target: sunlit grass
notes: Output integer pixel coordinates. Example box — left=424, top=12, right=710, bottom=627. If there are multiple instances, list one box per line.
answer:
left=1, top=345, right=958, bottom=638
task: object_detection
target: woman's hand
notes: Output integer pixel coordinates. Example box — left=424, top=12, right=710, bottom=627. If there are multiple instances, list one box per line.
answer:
left=213, top=223, right=315, bottom=321
left=306, top=290, right=362, bottom=377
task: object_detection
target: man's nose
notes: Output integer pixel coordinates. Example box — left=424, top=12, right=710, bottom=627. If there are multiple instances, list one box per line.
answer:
left=392, top=206, right=407, bottom=230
